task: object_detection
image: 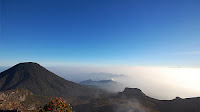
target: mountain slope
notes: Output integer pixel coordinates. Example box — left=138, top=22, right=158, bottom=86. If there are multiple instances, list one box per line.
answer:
left=0, top=62, right=94, bottom=98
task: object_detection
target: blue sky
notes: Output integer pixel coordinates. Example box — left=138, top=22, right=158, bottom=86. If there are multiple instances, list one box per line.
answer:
left=0, top=0, right=200, bottom=66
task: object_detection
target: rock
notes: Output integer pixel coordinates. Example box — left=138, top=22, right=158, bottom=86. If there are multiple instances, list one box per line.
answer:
left=0, top=89, right=34, bottom=111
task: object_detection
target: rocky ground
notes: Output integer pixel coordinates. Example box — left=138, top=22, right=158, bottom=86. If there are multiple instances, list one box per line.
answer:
left=0, top=89, right=34, bottom=112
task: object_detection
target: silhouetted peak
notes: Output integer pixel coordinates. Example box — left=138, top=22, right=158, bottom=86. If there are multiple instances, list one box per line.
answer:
left=118, top=87, right=146, bottom=98
left=124, top=87, right=142, bottom=92
left=10, top=62, right=46, bottom=72
left=15, top=62, right=41, bottom=67
left=174, top=96, right=182, bottom=100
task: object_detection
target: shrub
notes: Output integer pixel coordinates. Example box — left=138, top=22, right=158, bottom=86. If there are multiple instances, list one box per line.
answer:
left=34, top=97, right=74, bottom=112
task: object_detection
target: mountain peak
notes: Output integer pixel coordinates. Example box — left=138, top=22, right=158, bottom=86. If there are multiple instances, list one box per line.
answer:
left=0, top=62, right=94, bottom=98
left=14, top=62, right=41, bottom=67
left=19, top=62, right=39, bottom=64
left=118, top=87, right=146, bottom=98
left=11, top=62, right=43, bottom=70
left=124, top=87, right=142, bottom=91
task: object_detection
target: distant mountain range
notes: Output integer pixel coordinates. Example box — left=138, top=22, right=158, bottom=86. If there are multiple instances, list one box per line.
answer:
left=61, top=72, right=127, bottom=83
left=0, top=62, right=199, bottom=112
left=80, top=79, right=115, bottom=85
left=80, top=79, right=125, bottom=93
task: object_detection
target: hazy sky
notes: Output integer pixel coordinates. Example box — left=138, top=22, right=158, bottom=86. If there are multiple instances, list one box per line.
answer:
left=1, top=0, right=200, bottom=66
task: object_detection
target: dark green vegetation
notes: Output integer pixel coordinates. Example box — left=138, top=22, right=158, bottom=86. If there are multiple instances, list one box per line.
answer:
left=0, top=62, right=200, bottom=112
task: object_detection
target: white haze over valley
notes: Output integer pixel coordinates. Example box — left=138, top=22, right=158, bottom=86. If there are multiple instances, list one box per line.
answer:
left=47, top=66, right=200, bottom=100
left=1, top=65, right=200, bottom=100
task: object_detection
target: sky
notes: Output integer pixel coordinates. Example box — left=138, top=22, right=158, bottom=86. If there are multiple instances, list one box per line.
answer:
left=0, top=0, right=200, bottom=99
left=0, top=0, right=200, bottom=66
